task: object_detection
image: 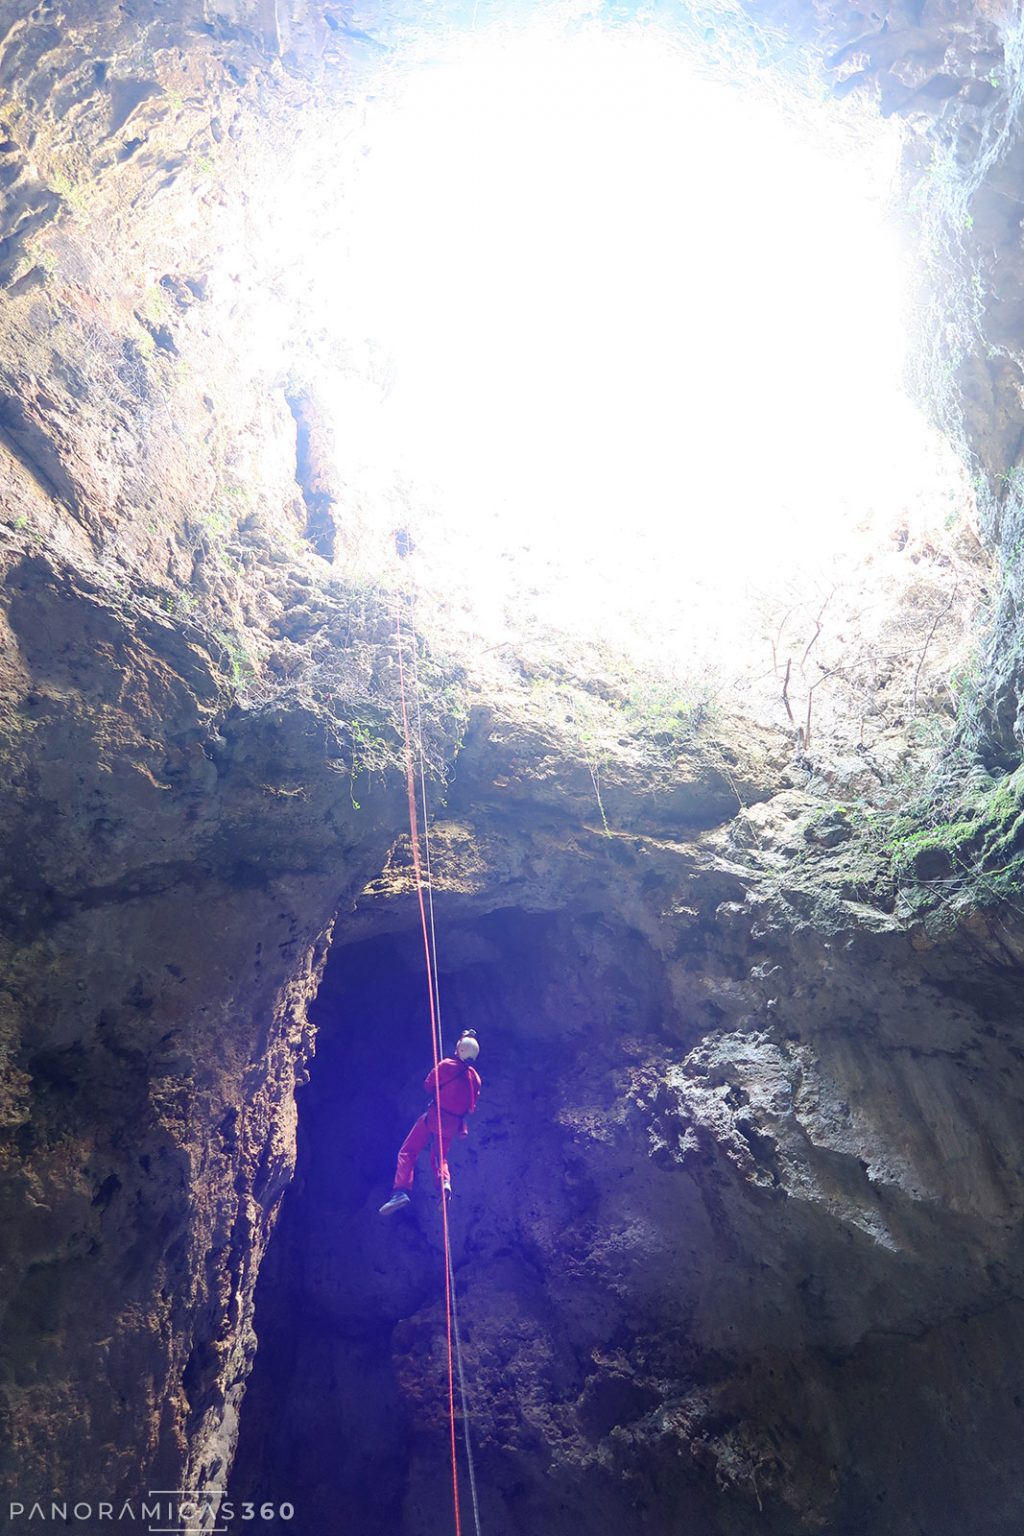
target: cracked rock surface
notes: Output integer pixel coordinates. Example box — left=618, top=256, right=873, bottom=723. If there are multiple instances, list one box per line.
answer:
left=230, top=767, right=1024, bottom=1536
left=3, top=2, right=1024, bottom=1534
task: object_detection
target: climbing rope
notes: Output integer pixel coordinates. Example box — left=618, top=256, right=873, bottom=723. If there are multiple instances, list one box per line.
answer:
left=411, top=648, right=446, bottom=1049
left=411, top=642, right=483, bottom=1536
left=447, top=1247, right=483, bottom=1536
left=394, top=607, right=461, bottom=1536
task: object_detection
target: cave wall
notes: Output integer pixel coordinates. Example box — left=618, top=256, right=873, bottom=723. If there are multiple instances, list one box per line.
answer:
left=0, top=544, right=419, bottom=1497
left=3, top=0, right=1024, bottom=1529
left=0, top=0, right=433, bottom=1502
left=229, top=790, right=1024, bottom=1535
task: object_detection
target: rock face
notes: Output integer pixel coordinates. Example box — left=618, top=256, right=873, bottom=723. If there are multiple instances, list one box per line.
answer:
left=3, top=2, right=1024, bottom=1535
left=0, top=542, right=417, bottom=1499
left=229, top=757, right=1024, bottom=1536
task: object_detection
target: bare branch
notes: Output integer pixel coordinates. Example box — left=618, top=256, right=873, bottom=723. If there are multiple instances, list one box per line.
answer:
left=771, top=605, right=798, bottom=676
left=781, top=656, right=796, bottom=730
left=913, top=584, right=959, bottom=712
left=800, top=587, right=835, bottom=671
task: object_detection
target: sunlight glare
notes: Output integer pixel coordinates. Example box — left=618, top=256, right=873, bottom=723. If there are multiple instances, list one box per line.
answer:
left=332, top=23, right=920, bottom=566
left=252, top=16, right=976, bottom=700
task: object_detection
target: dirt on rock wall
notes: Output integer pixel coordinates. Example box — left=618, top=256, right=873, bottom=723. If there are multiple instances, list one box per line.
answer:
left=3, top=2, right=1024, bottom=1533
left=0, top=539, right=422, bottom=1497
left=230, top=728, right=1024, bottom=1536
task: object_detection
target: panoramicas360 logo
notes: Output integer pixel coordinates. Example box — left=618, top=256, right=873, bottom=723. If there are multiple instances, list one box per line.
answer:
left=6, top=1491, right=296, bottom=1529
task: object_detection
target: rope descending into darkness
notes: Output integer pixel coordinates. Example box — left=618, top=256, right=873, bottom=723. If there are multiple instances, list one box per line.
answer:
left=411, top=637, right=483, bottom=1536
left=394, top=605, right=483, bottom=1536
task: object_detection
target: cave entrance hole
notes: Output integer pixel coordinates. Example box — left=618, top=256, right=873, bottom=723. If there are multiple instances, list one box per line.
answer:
left=252, top=9, right=979, bottom=738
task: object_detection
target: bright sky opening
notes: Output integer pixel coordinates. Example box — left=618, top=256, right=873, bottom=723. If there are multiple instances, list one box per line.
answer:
left=256, top=15, right=975, bottom=699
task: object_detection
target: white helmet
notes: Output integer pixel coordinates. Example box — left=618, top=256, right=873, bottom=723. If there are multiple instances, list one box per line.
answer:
left=455, top=1031, right=479, bottom=1063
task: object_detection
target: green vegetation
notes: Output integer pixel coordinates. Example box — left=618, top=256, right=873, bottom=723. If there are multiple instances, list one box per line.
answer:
left=520, top=663, right=719, bottom=834
left=887, top=816, right=980, bottom=880
left=180, top=499, right=246, bottom=579
left=22, top=240, right=57, bottom=281
left=141, top=284, right=170, bottom=325
left=621, top=675, right=715, bottom=742
left=51, top=172, right=89, bottom=216
left=199, top=505, right=233, bottom=541
left=159, top=591, right=197, bottom=618
left=564, top=687, right=613, bottom=836
left=526, top=661, right=713, bottom=757
left=213, top=630, right=255, bottom=691
left=997, top=465, right=1024, bottom=494
left=343, top=709, right=395, bottom=810
left=946, top=646, right=985, bottom=736
left=882, top=763, right=1024, bottom=918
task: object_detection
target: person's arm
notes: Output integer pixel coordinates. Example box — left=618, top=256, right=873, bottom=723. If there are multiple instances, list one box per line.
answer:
left=424, top=1059, right=454, bottom=1097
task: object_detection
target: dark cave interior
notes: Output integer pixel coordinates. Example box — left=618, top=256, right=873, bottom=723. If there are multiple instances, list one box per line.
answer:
left=227, top=897, right=1024, bottom=1536
left=6, top=5, right=1024, bottom=1534
left=228, top=903, right=648, bottom=1536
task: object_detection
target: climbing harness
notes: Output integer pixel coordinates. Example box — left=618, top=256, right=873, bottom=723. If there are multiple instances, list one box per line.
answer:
left=395, top=608, right=482, bottom=1536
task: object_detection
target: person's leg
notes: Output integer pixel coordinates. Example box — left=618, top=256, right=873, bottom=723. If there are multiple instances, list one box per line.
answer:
left=393, top=1113, right=430, bottom=1192
left=429, top=1115, right=460, bottom=1190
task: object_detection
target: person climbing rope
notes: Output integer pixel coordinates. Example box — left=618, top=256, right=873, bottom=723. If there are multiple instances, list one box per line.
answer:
left=379, top=1031, right=481, bottom=1215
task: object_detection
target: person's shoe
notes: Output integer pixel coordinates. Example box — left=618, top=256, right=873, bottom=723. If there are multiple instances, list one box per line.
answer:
left=441, top=1177, right=452, bottom=1201
left=379, top=1190, right=411, bottom=1216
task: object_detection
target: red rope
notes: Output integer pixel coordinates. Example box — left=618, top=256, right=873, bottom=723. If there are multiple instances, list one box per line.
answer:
left=395, top=608, right=462, bottom=1536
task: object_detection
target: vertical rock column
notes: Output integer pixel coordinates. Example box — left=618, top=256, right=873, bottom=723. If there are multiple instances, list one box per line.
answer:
left=0, top=548, right=408, bottom=1507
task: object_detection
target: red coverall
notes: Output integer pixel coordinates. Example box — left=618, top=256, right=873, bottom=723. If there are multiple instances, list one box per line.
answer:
left=393, top=1056, right=482, bottom=1191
